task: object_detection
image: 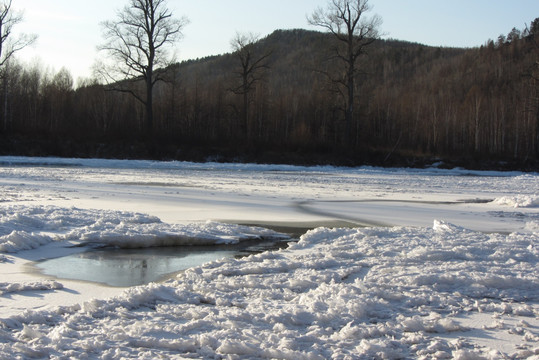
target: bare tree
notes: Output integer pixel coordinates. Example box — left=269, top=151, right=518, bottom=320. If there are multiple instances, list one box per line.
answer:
left=308, top=0, right=381, bottom=144
left=0, top=0, right=36, bottom=67
left=525, top=18, right=539, bottom=157
left=524, top=18, right=539, bottom=81
left=98, top=0, right=188, bottom=135
left=229, top=32, right=271, bottom=137
left=0, top=0, right=36, bottom=130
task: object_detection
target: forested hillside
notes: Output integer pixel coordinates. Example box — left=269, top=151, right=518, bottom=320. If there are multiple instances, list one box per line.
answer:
left=1, top=24, right=538, bottom=170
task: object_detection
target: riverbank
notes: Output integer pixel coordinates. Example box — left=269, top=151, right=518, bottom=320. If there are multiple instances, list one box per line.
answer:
left=2, top=134, right=538, bottom=172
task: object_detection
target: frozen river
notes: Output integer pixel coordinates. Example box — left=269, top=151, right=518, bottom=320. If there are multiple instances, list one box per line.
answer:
left=0, top=156, right=538, bottom=359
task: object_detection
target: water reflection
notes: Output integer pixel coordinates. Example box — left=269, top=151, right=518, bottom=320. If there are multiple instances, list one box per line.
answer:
left=36, top=241, right=289, bottom=287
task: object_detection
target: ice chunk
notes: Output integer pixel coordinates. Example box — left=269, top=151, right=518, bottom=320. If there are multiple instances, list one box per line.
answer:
left=492, top=195, right=539, bottom=208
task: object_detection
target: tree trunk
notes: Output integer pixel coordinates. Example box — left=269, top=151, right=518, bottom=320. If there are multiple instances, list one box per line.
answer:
left=2, top=72, right=7, bottom=132
left=146, top=81, right=153, bottom=135
left=345, top=55, right=355, bottom=145
left=243, top=88, right=249, bottom=137
left=146, top=65, right=154, bottom=136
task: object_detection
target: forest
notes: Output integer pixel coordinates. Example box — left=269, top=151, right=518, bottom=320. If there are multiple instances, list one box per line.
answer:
left=0, top=20, right=538, bottom=170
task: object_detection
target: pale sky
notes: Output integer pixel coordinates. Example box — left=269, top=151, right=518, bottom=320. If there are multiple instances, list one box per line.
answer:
left=12, top=0, right=539, bottom=82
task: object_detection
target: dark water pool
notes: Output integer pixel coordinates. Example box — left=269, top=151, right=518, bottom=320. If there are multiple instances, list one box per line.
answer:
left=36, top=240, right=291, bottom=287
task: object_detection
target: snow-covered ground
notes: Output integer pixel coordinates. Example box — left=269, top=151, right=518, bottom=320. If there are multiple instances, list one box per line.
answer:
left=0, top=156, right=537, bottom=359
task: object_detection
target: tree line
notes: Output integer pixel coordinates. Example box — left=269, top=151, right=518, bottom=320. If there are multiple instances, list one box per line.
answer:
left=0, top=0, right=537, bottom=169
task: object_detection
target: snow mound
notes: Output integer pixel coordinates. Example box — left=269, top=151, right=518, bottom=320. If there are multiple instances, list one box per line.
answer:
left=525, top=221, right=539, bottom=233
left=0, top=205, right=288, bottom=253
left=0, top=281, right=63, bottom=295
left=433, top=219, right=469, bottom=233
left=0, top=224, right=537, bottom=358
left=492, top=195, right=539, bottom=208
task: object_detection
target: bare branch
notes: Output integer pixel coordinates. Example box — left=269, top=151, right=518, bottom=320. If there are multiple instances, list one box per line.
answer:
left=97, top=0, right=188, bottom=85
left=0, top=0, right=37, bottom=69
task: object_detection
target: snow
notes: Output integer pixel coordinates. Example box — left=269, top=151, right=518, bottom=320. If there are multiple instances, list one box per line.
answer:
left=492, top=195, right=539, bottom=208
left=0, top=205, right=288, bottom=252
left=0, top=281, right=63, bottom=296
left=0, top=156, right=538, bottom=358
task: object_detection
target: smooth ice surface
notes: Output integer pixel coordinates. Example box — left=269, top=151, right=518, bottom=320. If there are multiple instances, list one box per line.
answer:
left=0, top=156, right=538, bottom=359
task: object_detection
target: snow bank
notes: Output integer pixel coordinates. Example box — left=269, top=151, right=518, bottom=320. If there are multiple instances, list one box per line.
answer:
left=0, top=281, right=63, bottom=296
left=0, top=205, right=288, bottom=253
left=1, top=222, right=537, bottom=359
left=1, top=155, right=530, bottom=178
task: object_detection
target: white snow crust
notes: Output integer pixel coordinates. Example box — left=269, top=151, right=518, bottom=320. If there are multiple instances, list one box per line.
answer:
left=0, top=205, right=288, bottom=253
left=0, top=281, right=63, bottom=296
left=0, top=156, right=538, bottom=359
left=492, top=195, right=539, bottom=208
left=1, top=222, right=538, bottom=359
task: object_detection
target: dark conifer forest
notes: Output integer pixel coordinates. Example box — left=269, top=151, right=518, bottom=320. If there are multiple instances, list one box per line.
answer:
left=1, top=22, right=538, bottom=170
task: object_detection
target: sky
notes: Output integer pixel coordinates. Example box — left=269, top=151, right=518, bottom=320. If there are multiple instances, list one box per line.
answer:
left=12, top=0, right=539, bottom=83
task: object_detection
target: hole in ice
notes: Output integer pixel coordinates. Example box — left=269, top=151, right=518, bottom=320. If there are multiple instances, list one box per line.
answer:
left=32, top=221, right=356, bottom=287
left=35, top=238, right=291, bottom=287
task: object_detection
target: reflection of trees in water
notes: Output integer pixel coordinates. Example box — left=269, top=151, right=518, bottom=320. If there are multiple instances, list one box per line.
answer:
left=131, top=259, right=148, bottom=283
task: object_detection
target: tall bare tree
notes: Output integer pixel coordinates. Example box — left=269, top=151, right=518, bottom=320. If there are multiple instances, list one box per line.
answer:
left=0, top=0, right=36, bottom=67
left=525, top=18, right=539, bottom=157
left=0, top=0, right=36, bottom=130
left=308, top=0, right=381, bottom=144
left=98, top=0, right=188, bottom=135
left=229, top=32, right=271, bottom=138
